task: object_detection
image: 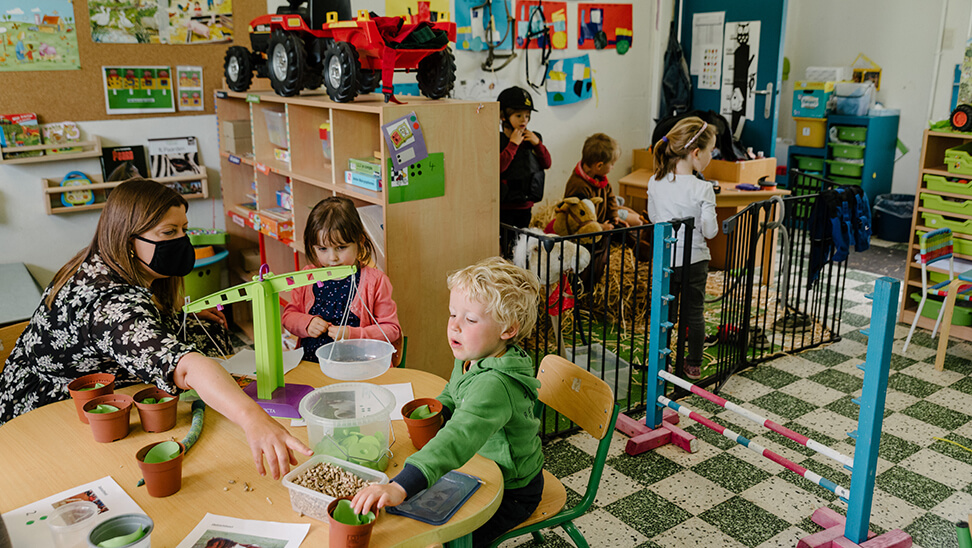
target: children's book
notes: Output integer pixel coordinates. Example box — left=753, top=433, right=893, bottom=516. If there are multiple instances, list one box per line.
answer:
left=41, top=122, right=83, bottom=154
left=148, top=137, right=205, bottom=195
left=100, top=145, right=149, bottom=182
left=0, top=113, right=43, bottom=159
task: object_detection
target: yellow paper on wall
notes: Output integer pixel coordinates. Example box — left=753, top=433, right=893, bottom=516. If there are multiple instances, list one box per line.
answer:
left=385, top=0, right=448, bottom=17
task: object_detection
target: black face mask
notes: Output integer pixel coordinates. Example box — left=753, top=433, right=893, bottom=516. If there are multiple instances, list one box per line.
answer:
left=134, top=235, right=195, bottom=277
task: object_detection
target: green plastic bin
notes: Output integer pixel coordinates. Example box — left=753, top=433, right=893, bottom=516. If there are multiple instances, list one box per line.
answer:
left=826, top=159, right=864, bottom=178
left=923, top=174, right=972, bottom=195
left=183, top=248, right=229, bottom=302
left=829, top=142, right=865, bottom=160
left=920, top=193, right=972, bottom=216
left=835, top=126, right=867, bottom=141
left=793, top=155, right=825, bottom=171
left=917, top=230, right=972, bottom=256
left=945, top=141, right=972, bottom=176
left=910, top=292, right=972, bottom=325
left=921, top=212, right=972, bottom=236
left=830, top=175, right=862, bottom=186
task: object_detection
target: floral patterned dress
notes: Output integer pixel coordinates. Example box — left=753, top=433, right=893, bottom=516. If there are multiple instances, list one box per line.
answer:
left=0, top=253, right=231, bottom=425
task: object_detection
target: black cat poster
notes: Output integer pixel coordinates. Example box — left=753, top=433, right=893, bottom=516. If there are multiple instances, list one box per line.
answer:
left=720, top=21, right=760, bottom=135
left=100, top=145, right=149, bottom=182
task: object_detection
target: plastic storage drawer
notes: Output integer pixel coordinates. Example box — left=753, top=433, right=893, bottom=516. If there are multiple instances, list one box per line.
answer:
left=921, top=212, right=972, bottom=235
left=829, top=142, right=865, bottom=159
left=826, top=159, right=864, bottom=178
left=923, top=174, right=972, bottom=195
left=945, top=141, right=972, bottom=176
left=830, top=175, right=862, bottom=186
left=793, top=155, right=825, bottom=171
left=917, top=229, right=972, bottom=256
left=910, top=292, right=972, bottom=325
left=920, top=193, right=972, bottom=216
left=835, top=126, right=867, bottom=141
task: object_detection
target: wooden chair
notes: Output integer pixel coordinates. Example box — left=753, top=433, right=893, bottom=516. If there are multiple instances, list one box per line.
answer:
left=934, top=270, right=972, bottom=371
left=0, top=321, right=29, bottom=373
left=489, top=354, right=620, bottom=548
left=903, top=228, right=972, bottom=353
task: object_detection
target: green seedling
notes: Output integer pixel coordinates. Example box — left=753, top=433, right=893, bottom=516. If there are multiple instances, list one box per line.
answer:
left=97, top=525, right=145, bottom=548
left=331, top=499, right=374, bottom=526
left=139, top=397, right=175, bottom=404
left=88, top=404, right=119, bottom=414
left=408, top=404, right=438, bottom=420
left=143, top=441, right=182, bottom=464
left=78, top=383, right=106, bottom=391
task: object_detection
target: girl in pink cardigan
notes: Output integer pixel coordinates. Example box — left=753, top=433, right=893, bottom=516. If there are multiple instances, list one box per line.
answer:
left=282, top=197, right=403, bottom=365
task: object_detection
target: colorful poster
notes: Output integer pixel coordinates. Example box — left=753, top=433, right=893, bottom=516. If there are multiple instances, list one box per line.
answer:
left=577, top=3, right=632, bottom=54
left=0, top=0, right=80, bottom=71
left=165, top=0, right=232, bottom=44
left=514, top=1, right=567, bottom=50
left=690, top=11, right=723, bottom=90
left=102, top=65, right=175, bottom=114
left=381, top=111, right=428, bottom=171
left=176, top=65, right=204, bottom=111
left=546, top=55, right=592, bottom=106
left=720, top=21, right=760, bottom=134
left=89, top=0, right=163, bottom=43
left=455, top=0, right=512, bottom=51
left=384, top=0, right=448, bottom=18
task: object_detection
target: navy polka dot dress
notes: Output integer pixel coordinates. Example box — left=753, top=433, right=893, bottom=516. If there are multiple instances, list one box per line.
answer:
left=302, top=270, right=361, bottom=362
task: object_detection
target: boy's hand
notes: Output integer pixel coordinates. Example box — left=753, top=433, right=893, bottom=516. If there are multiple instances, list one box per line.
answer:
left=307, top=317, right=330, bottom=338
left=523, top=129, right=540, bottom=146
left=328, top=324, right=350, bottom=340
left=613, top=217, right=629, bottom=228
left=601, top=221, right=613, bottom=231
left=352, top=483, right=407, bottom=515
left=510, top=127, right=525, bottom=145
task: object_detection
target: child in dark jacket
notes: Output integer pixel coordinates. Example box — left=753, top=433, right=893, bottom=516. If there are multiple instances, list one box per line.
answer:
left=352, top=257, right=543, bottom=547
left=499, top=86, right=552, bottom=229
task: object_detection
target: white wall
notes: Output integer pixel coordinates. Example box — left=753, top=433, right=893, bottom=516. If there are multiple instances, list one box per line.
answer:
left=780, top=0, right=972, bottom=195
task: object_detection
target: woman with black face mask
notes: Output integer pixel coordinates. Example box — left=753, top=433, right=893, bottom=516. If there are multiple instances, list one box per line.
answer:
left=0, top=178, right=312, bottom=480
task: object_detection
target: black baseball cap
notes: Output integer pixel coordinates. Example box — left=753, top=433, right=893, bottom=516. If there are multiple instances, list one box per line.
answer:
left=498, top=86, right=538, bottom=112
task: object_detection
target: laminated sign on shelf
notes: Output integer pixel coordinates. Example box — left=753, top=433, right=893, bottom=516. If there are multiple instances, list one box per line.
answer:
left=381, top=111, right=428, bottom=171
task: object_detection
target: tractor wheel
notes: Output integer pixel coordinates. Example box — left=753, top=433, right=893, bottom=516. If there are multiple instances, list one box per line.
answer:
left=952, top=104, right=972, bottom=132
left=266, top=29, right=306, bottom=97
left=224, top=46, right=254, bottom=92
left=323, top=41, right=360, bottom=103
left=417, top=47, right=456, bottom=100
left=357, top=69, right=381, bottom=94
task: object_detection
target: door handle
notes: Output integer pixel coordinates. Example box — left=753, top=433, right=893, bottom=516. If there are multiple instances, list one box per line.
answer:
left=752, top=83, right=774, bottom=119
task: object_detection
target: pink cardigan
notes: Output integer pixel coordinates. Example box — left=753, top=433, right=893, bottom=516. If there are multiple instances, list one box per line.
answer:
left=281, top=265, right=404, bottom=366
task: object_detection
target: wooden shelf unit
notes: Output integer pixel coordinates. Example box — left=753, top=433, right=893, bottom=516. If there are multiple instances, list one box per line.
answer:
left=0, top=135, right=103, bottom=165
left=215, top=89, right=500, bottom=379
left=901, top=128, right=972, bottom=339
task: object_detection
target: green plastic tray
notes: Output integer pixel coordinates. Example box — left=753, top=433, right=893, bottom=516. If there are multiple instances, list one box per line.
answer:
left=830, top=175, right=862, bottom=186
left=187, top=229, right=229, bottom=246
left=793, top=155, right=825, bottom=171
left=835, top=126, right=867, bottom=141
left=917, top=230, right=972, bottom=256
left=923, top=174, right=972, bottom=195
left=826, top=159, right=864, bottom=178
left=910, top=292, right=972, bottom=325
left=920, top=193, right=972, bottom=216
left=945, top=141, right=972, bottom=176
left=922, top=212, right=972, bottom=235
left=829, top=142, right=865, bottom=160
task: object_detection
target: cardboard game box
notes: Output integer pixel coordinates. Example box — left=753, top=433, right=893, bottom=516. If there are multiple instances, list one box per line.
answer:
left=0, top=113, right=43, bottom=159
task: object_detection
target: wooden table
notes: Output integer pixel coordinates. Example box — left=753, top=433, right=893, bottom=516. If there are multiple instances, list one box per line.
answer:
left=0, top=366, right=502, bottom=547
left=619, top=168, right=790, bottom=270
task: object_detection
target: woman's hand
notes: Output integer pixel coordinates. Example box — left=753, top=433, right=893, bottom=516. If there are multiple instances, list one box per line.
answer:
left=240, top=408, right=313, bottom=480
left=195, top=307, right=227, bottom=328
left=327, top=324, right=349, bottom=340
left=352, top=483, right=407, bottom=515
left=307, top=317, right=330, bottom=338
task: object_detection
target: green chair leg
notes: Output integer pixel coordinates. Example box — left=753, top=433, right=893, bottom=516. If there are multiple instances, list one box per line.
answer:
left=562, top=521, right=588, bottom=548
left=531, top=530, right=545, bottom=543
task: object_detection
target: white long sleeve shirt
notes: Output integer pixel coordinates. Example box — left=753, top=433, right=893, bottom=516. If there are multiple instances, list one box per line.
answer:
left=645, top=172, right=719, bottom=265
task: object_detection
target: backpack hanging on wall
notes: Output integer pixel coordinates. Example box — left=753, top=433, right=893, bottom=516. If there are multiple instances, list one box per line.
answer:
left=659, top=19, right=692, bottom=120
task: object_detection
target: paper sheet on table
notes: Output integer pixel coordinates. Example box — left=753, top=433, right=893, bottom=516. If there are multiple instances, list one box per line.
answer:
left=216, top=349, right=302, bottom=377
left=2, top=476, right=144, bottom=547
left=176, top=513, right=310, bottom=548
left=384, top=382, right=415, bottom=420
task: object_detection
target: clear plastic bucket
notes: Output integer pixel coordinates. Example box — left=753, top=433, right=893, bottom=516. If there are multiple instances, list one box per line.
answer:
left=48, top=501, right=100, bottom=548
left=299, top=383, right=395, bottom=472
left=317, top=339, right=394, bottom=381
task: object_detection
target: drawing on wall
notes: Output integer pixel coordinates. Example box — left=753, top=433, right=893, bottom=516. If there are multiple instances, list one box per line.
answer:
left=720, top=21, right=760, bottom=135
left=102, top=65, right=175, bottom=114
left=546, top=55, right=592, bottom=106
left=453, top=75, right=510, bottom=101
left=455, top=0, right=512, bottom=51
left=577, top=3, right=632, bottom=54
left=385, top=0, right=448, bottom=18
left=165, top=0, right=231, bottom=44
left=89, top=0, right=163, bottom=43
left=0, top=0, right=80, bottom=71
left=515, top=1, right=566, bottom=50
left=177, top=65, right=203, bottom=111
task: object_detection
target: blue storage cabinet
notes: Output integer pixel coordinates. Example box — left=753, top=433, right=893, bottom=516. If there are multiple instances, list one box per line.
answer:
left=825, top=114, right=900, bottom=208
left=785, top=145, right=826, bottom=189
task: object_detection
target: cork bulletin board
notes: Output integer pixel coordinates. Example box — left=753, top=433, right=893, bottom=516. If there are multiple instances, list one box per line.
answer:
left=0, top=0, right=265, bottom=122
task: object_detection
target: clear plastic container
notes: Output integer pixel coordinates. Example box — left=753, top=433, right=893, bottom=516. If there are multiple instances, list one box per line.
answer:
left=299, top=383, right=395, bottom=471
left=282, top=454, right=389, bottom=522
left=317, top=339, right=394, bottom=381
left=263, top=109, right=289, bottom=149
left=48, top=501, right=100, bottom=548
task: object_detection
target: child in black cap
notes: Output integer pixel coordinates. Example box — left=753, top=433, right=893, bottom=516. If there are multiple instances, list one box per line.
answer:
left=498, top=86, right=551, bottom=229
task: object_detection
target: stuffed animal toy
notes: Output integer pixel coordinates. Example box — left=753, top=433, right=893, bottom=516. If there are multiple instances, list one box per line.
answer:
left=552, top=197, right=603, bottom=244
left=512, top=227, right=591, bottom=288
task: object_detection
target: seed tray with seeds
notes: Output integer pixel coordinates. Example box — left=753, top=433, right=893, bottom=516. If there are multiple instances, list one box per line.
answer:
left=282, top=454, right=389, bottom=522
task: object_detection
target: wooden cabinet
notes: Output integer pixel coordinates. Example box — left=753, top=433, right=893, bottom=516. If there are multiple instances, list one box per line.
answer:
left=900, top=129, right=972, bottom=341
left=215, top=90, right=499, bottom=378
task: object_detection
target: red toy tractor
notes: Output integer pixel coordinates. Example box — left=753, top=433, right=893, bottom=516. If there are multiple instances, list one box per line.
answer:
left=224, top=0, right=457, bottom=103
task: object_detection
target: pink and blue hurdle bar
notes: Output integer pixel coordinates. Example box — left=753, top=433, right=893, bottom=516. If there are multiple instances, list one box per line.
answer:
left=616, top=222, right=911, bottom=548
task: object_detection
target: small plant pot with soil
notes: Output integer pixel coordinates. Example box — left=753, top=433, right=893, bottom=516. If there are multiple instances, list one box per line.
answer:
left=133, top=387, right=178, bottom=433
left=82, top=394, right=133, bottom=443
left=135, top=440, right=185, bottom=498
left=68, top=373, right=115, bottom=424
left=327, top=497, right=377, bottom=548
left=401, top=398, right=444, bottom=450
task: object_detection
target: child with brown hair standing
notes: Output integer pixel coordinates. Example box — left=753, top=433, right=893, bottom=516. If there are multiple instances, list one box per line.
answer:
left=646, top=117, right=719, bottom=380
left=498, top=86, right=551, bottom=228
left=564, top=132, right=643, bottom=229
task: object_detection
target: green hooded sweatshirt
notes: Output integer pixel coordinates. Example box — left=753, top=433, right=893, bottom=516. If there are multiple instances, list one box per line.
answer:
left=403, top=345, right=543, bottom=491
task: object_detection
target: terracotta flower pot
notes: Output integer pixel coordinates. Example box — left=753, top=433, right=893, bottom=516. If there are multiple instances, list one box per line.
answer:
left=68, top=373, right=115, bottom=424
left=133, top=387, right=178, bottom=433
left=135, top=440, right=185, bottom=498
left=82, top=394, right=133, bottom=443
left=327, top=497, right=377, bottom=548
left=401, top=398, right=444, bottom=450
